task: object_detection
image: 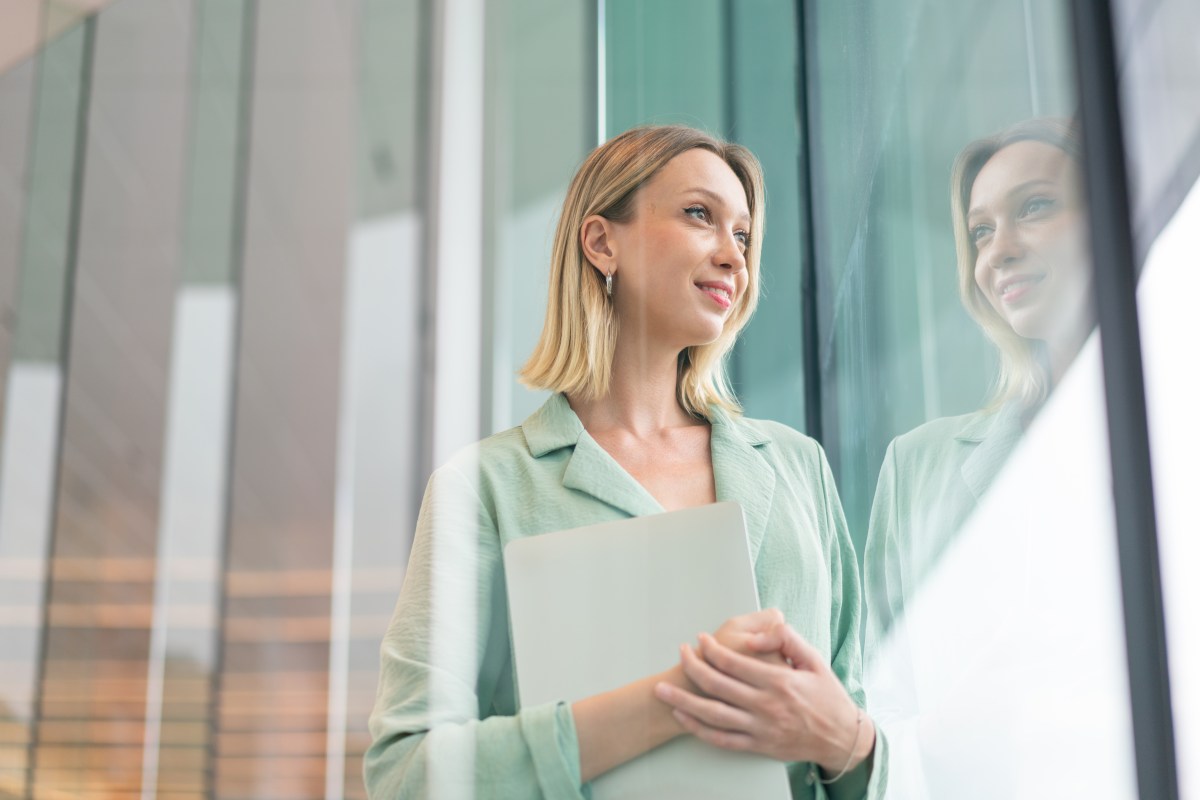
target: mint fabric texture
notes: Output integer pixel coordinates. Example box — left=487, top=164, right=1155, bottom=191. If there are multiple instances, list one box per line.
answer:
left=864, top=404, right=1024, bottom=651
left=365, top=393, right=886, bottom=799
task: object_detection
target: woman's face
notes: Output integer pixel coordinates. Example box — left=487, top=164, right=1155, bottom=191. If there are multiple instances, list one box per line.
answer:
left=607, top=148, right=751, bottom=351
left=968, top=140, right=1091, bottom=345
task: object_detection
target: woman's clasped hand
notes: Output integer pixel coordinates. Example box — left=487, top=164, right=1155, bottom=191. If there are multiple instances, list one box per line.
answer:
left=655, top=609, right=876, bottom=779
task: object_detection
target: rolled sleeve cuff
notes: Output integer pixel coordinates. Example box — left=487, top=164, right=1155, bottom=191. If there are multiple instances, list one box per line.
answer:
left=520, top=701, right=588, bottom=799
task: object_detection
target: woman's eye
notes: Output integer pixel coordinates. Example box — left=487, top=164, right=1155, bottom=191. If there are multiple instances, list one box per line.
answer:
left=734, top=231, right=749, bottom=248
left=684, top=205, right=708, bottom=221
left=970, top=224, right=993, bottom=245
left=1021, top=196, right=1055, bottom=217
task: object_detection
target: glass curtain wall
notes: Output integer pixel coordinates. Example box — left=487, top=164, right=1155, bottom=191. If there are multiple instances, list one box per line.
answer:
left=0, top=0, right=594, bottom=797
left=602, top=0, right=1187, bottom=795
left=604, top=0, right=810, bottom=433
left=0, top=0, right=1193, bottom=797
left=801, top=2, right=1135, bottom=792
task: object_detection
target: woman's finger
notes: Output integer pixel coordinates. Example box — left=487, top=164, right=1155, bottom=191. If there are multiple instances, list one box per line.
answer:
left=698, top=633, right=783, bottom=690
left=771, top=625, right=827, bottom=673
left=671, top=708, right=756, bottom=752
left=747, top=624, right=787, bottom=653
left=678, top=642, right=762, bottom=709
left=654, top=677, right=756, bottom=733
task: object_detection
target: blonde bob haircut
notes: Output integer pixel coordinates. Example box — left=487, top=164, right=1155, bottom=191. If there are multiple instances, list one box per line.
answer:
left=520, top=125, right=766, bottom=419
left=950, top=117, right=1083, bottom=410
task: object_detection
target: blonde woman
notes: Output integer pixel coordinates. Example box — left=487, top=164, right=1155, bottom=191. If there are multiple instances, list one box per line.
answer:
left=366, top=126, right=883, bottom=798
left=864, top=118, right=1092, bottom=646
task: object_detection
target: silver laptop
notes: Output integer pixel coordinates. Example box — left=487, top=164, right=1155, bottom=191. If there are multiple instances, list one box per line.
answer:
left=503, top=501, right=792, bottom=800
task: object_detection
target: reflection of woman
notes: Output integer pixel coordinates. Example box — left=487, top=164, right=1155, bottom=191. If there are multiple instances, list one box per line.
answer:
left=366, top=125, right=883, bottom=798
left=865, top=119, right=1091, bottom=646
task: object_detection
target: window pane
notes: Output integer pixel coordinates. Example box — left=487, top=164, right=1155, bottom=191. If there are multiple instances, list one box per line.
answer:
left=605, top=0, right=809, bottom=431
left=1114, top=0, right=1200, bottom=792
left=805, top=0, right=1137, bottom=795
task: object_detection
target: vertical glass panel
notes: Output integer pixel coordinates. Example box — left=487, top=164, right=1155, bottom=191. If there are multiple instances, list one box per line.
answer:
left=3, top=1, right=433, bottom=797
left=1113, top=0, right=1200, bottom=793
left=140, top=2, right=251, bottom=798
left=804, top=0, right=1135, bottom=795
left=29, top=1, right=194, bottom=797
left=0, top=17, right=87, bottom=798
left=329, top=1, right=427, bottom=797
left=604, top=0, right=808, bottom=430
left=807, top=1, right=1077, bottom=550
left=483, top=0, right=594, bottom=430
left=214, top=2, right=355, bottom=798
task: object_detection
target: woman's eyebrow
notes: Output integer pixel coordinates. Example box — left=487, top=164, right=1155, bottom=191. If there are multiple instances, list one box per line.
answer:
left=968, top=178, right=1059, bottom=220
left=681, top=187, right=752, bottom=225
left=1004, top=178, right=1058, bottom=200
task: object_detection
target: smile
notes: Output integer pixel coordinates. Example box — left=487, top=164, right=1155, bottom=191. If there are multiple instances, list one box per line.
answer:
left=696, top=282, right=733, bottom=309
left=997, top=274, right=1045, bottom=304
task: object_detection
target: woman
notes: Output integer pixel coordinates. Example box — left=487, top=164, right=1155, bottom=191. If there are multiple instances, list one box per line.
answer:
left=366, top=125, right=883, bottom=798
left=864, top=118, right=1092, bottom=647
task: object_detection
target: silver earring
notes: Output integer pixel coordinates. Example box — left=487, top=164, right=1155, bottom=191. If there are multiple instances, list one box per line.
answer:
left=605, top=272, right=613, bottom=297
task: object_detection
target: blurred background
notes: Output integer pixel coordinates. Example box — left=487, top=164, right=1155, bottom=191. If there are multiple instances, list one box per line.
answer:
left=0, top=0, right=1196, bottom=798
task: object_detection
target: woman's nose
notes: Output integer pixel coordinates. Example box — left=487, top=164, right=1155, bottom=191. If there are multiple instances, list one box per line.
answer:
left=987, top=221, right=1025, bottom=268
left=715, top=231, right=747, bottom=272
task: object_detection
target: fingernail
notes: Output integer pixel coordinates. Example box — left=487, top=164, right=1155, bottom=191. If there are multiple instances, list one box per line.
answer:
left=654, top=682, right=668, bottom=699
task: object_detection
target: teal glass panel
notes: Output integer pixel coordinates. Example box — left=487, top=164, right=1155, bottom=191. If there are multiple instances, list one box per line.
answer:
left=604, top=0, right=807, bottom=430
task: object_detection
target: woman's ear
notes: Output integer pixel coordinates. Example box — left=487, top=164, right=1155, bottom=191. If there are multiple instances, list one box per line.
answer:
left=580, top=215, right=617, bottom=276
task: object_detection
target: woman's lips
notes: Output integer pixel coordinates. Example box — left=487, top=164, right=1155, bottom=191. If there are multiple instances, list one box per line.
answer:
left=998, top=274, right=1045, bottom=304
left=696, top=283, right=733, bottom=309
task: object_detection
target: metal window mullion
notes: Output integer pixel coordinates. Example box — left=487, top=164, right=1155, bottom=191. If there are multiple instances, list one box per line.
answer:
left=794, top=0, right=822, bottom=442
left=1069, top=2, right=1179, bottom=799
left=24, top=16, right=97, bottom=798
left=206, top=0, right=258, bottom=793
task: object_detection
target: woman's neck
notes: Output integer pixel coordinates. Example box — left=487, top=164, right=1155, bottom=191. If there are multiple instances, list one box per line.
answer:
left=568, top=338, right=700, bottom=437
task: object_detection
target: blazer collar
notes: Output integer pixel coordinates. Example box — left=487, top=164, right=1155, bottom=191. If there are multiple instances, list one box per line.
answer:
left=523, top=394, right=663, bottom=517
left=523, top=395, right=775, bottom=559
left=956, top=403, right=1025, bottom=500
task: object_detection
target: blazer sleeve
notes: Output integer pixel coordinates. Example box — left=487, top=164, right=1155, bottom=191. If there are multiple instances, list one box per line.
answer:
left=363, top=462, right=588, bottom=799
left=806, top=445, right=889, bottom=800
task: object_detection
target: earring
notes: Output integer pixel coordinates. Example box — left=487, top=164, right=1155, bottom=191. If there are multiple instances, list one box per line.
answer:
left=605, top=272, right=613, bottom=297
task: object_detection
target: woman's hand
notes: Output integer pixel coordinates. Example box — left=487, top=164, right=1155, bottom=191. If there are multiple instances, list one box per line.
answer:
left=653, top=620, right=875, bottom=776
left=709, top=609, right=791, bottom=666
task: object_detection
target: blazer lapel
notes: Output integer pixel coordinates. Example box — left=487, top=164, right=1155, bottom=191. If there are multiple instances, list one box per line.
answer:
left=523, top=393, right=664, bottom=518
left=958, top=404, right=1024, bottom=500
left=709, top=408, right=775, bottom=562
left=562, top=434, right=665, bottom=517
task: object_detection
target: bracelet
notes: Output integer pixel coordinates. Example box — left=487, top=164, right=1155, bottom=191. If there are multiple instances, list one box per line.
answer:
left=806, top=707, right=864, bottom=786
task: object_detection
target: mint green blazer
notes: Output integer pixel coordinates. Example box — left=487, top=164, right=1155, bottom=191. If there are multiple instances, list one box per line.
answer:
left=366, top=393, right=886, bottom=799
left=864, top=405, right=1023, bottom=651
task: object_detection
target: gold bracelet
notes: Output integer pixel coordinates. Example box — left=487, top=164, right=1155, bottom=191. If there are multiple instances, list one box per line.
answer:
left=806, top=707, right=863, bottom=786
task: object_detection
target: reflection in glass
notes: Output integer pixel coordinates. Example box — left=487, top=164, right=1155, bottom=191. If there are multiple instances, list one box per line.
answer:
left=861, top=120, right=1139, bottom=797
left=865, top=119, right=1094, bottom=643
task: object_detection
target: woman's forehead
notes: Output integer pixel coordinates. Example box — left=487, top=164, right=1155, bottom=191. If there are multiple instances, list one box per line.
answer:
left=970, top=141, right=1073, bottom=213
left=641, top=149, right=750, bottom=217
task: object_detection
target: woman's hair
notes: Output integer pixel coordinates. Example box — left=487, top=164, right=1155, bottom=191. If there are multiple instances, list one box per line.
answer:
left=949, top=117, right=1083, bottom=409
left=520, top=125, right=766, bottom=418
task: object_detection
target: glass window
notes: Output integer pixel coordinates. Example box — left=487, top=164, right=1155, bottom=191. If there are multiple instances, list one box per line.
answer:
left=805, top=1, right=1137, bottom=795
left=0, top=0, right=1189, bottom=797
left=1114, top=0, right=1200, bottom=792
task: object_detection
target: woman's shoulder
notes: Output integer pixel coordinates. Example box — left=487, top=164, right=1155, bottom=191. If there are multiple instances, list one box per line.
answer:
left=889, top=407, right=1008, bottom=456
left=436, top=424, right=533, bottom=479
